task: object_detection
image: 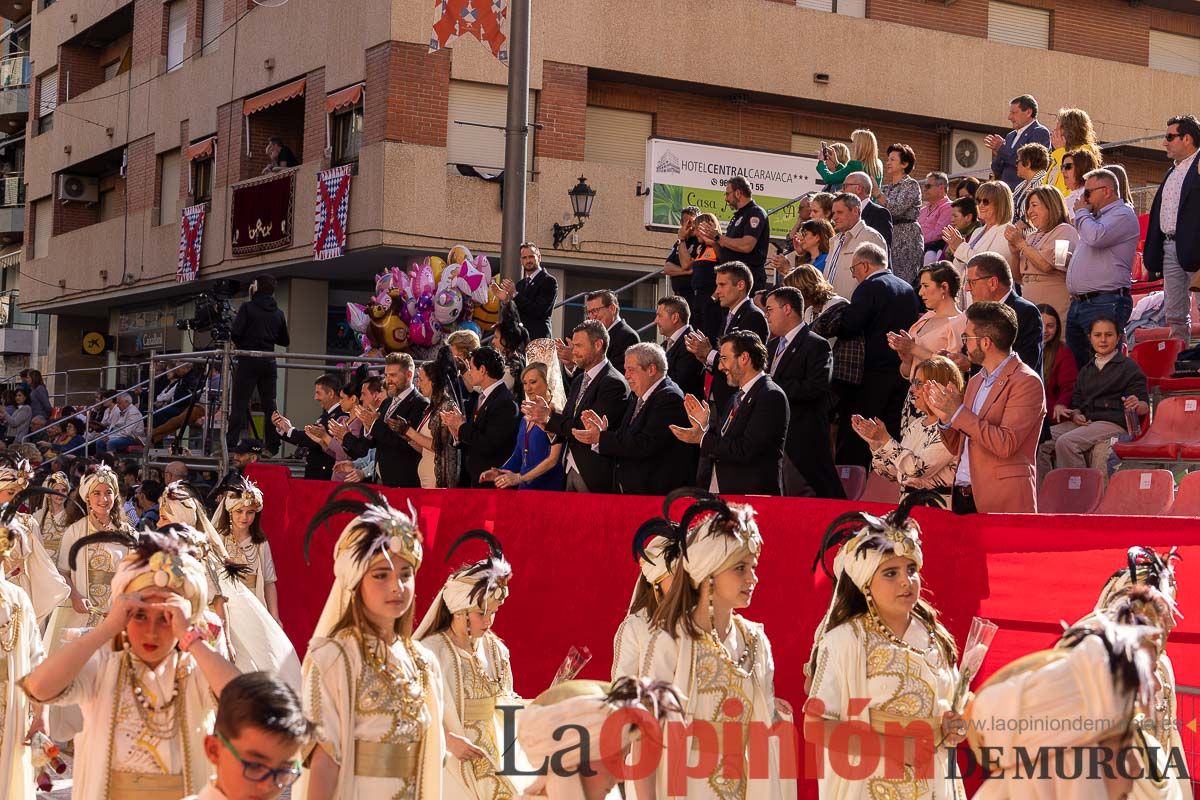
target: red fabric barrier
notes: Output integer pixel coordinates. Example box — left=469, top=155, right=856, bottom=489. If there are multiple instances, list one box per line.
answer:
left=248, top=464, right=1200, bottom=793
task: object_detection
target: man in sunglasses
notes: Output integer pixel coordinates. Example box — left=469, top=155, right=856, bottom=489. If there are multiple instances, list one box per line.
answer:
left=189, top=672, right=315, bottom=800
left=1143, top=114, right=1200, bottom=341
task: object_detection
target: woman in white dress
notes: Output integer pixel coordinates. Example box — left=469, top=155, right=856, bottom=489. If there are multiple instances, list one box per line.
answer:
left=31, top=471, right=72, bottom=568
left=611, top=498, right=683, bottom=681
left=415, top=530, right=523, bottom=800
left=0, top=458, right=69, bottom=624
left=642, top=491, right=795, bottom=800
left=21, top=528, right=240, bottom=800
left=0, top=514, right=46, bottom=800
left=803, top=492, right=965, bottom=800
left=210, top=477, right=281, bottom=623
left=296, top=484, right=445, bottom=800
left=156, top=482, right=299, bottom=690
left=941, top=180, right=1017, bottom=304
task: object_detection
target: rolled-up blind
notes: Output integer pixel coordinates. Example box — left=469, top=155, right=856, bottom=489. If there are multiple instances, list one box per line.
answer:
left=987, top=1, right=1050, bottom=50
left=37, top=70, right=57, bottom=118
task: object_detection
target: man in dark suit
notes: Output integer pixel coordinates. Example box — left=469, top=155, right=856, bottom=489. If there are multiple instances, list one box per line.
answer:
left=499, top=242, right=558, bottom=341
left=526, top=320, right=630, bottom=493
left=764, top=287, right=845, bottom=499
left=572, top=342, right=696, bottom=495
left=440, top=347, right=519, bottom=488
left=1143, top=114, right=1200, bottom=339
left=683, top=261, right=768, bottom=418
left=965, top=252, right=1043, bottom=373
left=671, top=330, right=788, bottom=495
left=985, top=94, right=1052, bottom=190
left=655, top=295, right=705, bottom=399
left=338, top=353, right=427, bottom=486
left=583, top=290, right=639, bottom=370
left=271, top=373, right=350, bottom=481
left=832, top=242, right=922, bottom=467
left=843, top=172, right=893, bottom=247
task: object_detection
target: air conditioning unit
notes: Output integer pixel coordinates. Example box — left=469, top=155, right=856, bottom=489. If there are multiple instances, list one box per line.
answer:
left=57, top=173, right=99, bottom=203
left=949, top=129, right=992, bottom=174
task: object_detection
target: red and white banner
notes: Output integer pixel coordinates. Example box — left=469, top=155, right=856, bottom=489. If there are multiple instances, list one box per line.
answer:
left=429, top=0, right=509, bottom=65
left=312, top=165, right=353, bottom=261
left=177, top=203, right=206, bottom=283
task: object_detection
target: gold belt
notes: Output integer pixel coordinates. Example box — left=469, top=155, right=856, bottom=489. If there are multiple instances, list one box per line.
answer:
left=355, top=739, right=420, bottom=779
left=869, top=708, right=945, bottom=746
left=463, top=696, right=497, bottom=722
left=89, top=570, right=115, bottom=592
left=109, top=771, right=185, bottom=800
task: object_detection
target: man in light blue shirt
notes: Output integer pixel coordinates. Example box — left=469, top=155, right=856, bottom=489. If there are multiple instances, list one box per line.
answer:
left=1064, top=168, right=1140, bottom=367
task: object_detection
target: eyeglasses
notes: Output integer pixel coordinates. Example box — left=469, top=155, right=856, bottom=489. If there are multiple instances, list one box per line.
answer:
left=976, top=198, right=991, bottom=206
left=1164, top=133, right=1185, bottom=142
left=963, top=275, right=989, bottom=286
left=217, top=733, right=302, bottom=789
left=1061, top=163, right=1074, bottom=171
left=960, top=334, right=985, bottom=343
left=850, top=260, right=870, bottom=272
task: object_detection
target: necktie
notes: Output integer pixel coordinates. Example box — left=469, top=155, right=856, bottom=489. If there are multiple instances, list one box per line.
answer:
left=723, top=310, right=734, bottom=335
left=578, top=371, right=594, bottom=409
left=720, top=391, right=744, bottom=436
left=771, top=336, right=789, bottom=375
left=633, top=395, right=646, bottom=419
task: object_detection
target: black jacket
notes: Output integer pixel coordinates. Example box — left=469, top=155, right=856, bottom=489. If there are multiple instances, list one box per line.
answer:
left=547, top=362, right=630, bottom=492
left=862, top=200, right=893, bottom=247
left=767, top=328, right=844, bottom=499
left=1006, top=290, right=1044, bottom=375
left=708, top=300, right=769, bottom=417
left=699, top=374, right=789, bottom=496
left=597, top=378, right=697, bottom=495
left=834, top=271, right=922, bottom=372
left=514, top=270, right=558, bottom=341
left=232, top=293, right=290, bottom=352
left=607, top=319, right=640, bottom=371
left=342, top=390, right=429, bottom=487
left=284, top=405, right=349, bottom=480
left=456, top=383, right=520, bottom=487
left=1144, top=157, right=1200, bottom=279
left=665, top=327, right=706, bottom=400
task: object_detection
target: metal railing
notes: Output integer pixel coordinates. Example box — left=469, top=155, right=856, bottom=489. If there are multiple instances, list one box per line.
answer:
left=552, top=268, right=666, bottom=313
left=0, top=54, right=28, bottom=89
left=0, top=172, right=23, bottom=208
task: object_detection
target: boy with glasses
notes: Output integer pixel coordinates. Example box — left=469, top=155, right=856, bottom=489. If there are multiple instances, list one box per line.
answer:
left=187, top=671, right=315, bottom=800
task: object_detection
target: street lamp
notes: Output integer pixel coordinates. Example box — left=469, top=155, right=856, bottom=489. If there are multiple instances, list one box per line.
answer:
left=552, top=176, right=596, bottom=248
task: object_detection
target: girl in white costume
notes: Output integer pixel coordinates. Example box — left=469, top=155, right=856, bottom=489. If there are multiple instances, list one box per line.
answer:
left=0, top=458, right=69, bottom=624
left=0, top=514, right=46, bottom=800
left=31, top=471, right=72, bottom=568
left=210, top=477, right=281, bottom=622
left=415, top=529, right=524, bottom=800
left=21, top=526, right=240, bottom=800
left=611, top=502, right=682, bottom=681
left=804, top=492, right=966, bottom=800
left=156, top=481, right=299, bottom=689
left=296, top=483, right=446, bottom=800
left=641, top=490, right=796, bottom=800
left=517, top=677, right=683, bottom=800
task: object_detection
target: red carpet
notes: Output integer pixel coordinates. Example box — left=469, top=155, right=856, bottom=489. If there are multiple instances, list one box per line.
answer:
left=248, top=464, right=1200, bottom=792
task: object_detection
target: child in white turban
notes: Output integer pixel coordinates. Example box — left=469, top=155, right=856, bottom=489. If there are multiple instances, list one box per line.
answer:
left=210, top=476, right=280, bottom=623
left=611, top=500, right=683, bottom=682
left=0, top=457, right=69, bottom=624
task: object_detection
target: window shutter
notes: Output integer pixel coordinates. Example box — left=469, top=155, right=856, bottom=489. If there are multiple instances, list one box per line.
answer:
left=159, top=150, right=181, bottom=226
left=987, top=2, right=1050, bottom=50
left=795, top=0, right=866, bottom=18
left=446, top=81, right=532, bottom=172
left=202, top=0, right=223, bottom=56
left=33, top=199, right=51, bottom=259
left=791, top=134, right=825, bottom=157
left=166, top=0, right=188, bottom=72
left=584, top=107, right=652, bottom=167
left=37, top=70, right=56, bottom=117
left=1149, top=30, right=1200, bottom=77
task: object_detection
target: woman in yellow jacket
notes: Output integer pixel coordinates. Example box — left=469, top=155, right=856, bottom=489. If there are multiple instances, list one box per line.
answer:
left=1046, top=108, right=1102, bottom=194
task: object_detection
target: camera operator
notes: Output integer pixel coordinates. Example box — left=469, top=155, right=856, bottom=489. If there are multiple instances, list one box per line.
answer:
left=227, top=275, right=290, bottom=456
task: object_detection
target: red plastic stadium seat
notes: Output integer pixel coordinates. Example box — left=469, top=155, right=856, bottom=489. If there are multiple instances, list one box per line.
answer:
left=1132, top=327, right=1171, bottom=345
left=1167, top=471, right=1200, bottom=517
left=1130, top=339, right=1184, bottom=384
left=860, top=471, right=901, bottom=505
left=1113, top=395, right=1200, bottom=461
left=1093, top=469, right=1176, bottom=516
left=837, top=465, right=866, bottom=501
left=1038, top=468, right=1104, bottom=514
left=1157, top=376, right=1200, bottom=396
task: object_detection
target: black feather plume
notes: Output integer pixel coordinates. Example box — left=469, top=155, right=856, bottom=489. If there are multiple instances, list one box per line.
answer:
left=302, top=483, right=398, bottom=565
left=632, top=518, right=677, bottom=565
left=68, top=530, right=138, bottom=572
left=812, top=511, right=872, bottom=578
left=445, top=529, right=504, bottom=565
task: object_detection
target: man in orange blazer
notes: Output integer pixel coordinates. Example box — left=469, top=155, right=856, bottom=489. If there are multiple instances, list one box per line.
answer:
left=927, top=299, right=1046, bottom=514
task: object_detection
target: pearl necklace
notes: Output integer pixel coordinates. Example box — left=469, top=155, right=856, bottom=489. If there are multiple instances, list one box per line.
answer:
left=124, top=649, right=184, bottom=739
left=703, top=617, right=756, bottom=678
left=0, top=599, right=19, bottom=653
left=867, top=611, right=941, bottom=668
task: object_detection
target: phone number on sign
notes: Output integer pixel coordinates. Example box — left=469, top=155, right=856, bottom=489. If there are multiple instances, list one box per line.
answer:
left=709, top=178, right=765, bottom=192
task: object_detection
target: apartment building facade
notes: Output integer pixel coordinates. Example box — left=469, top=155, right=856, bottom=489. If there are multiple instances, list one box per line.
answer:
left=16, top=0, right=1200, bottom=409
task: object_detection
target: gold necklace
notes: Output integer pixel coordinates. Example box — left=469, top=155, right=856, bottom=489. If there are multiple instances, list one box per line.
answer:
left=703, top=617, right=756, bottom=678
left=867, top=610, right=941, bottom=667
left=360, top=634, right=429, bottom=720
left=0, top=599, right=20, bottom=653
left=123, top=649, right=184, bottom=739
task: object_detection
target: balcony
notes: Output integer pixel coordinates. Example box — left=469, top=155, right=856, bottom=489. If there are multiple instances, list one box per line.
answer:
left=0, top=56, right=28, bottom=130
left=0, top=290, right=36, bottom=356
left=0, top=172, right=23, bottom=237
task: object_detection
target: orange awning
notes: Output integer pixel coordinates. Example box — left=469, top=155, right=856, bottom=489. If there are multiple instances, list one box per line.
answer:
left=243, top=78, right=306, bottom=117
left=184, top=136, right=215, bottom=161
left=326, top=83, right=364, bottom=114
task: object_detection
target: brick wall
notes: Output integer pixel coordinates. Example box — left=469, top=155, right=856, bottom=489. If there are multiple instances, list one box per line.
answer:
left=133, top=0, right=165, bottom=69
left=363, top=42, right=450, bottom=147
left=241, top=96, right=305, bottom=179
left=868, top=0, right=988, bottom=38
left=53, top=195, right=100, bottom=236
left=302, top=67, right=327, bottom=170
left=125, top=135, right=156, bottom=213
left=535, top=62, right=586, bottom=161
left=58, top=44, right=107, bottom=101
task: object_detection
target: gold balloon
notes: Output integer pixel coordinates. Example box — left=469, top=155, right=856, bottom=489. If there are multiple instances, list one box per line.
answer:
left=472, top=279, right=502, bottom=333
left=447, top=245, right=473, bottom=265
left=428, top=256, right=448, bottom=285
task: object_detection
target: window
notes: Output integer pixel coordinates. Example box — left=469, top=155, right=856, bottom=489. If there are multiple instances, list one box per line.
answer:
left=794, top=0, right=866, bottom=18
left=987, top=2, right=1050, bottom=50
left=1149, top=30, right=1200, bottom=77
left=446, top=80, right=533, bottom=172
left=32, top=198, right=50, bottom=259
left=791, top=134, right=826, bottom=158
left=166, top=0, right=188, bottom=73
left=201, top=0, right=223, bottom=56
left=192, top=158, right=212, bottom=203
left=158, top=149, right=180, bottom=226
left=584, top=107, right=652, bottom=168
left=331, top=105, right=364, bottom=167
left=103, top=60, right=120, bottom=82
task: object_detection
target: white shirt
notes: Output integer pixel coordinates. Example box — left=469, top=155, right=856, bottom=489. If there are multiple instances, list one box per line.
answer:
left=1012, top=119, right=1035, bottom=142
left=1160, top=148, right=1199, bottom=235
left=665, top=325, right=690, bottom=350
left=565, top=360, right=610, bottom=476
left=473, top=378, right=503, bottom=407
left=706, top=297, right=750, bottom=367
left=770, top=323, right=805, bottom=374
left=104, top=404, right=144, bottom=436
left=1095, top=351, right=1118, bottom=371
left=708, top=371, right=765, bottom=492
left=287, top=400, right=340, bottom=437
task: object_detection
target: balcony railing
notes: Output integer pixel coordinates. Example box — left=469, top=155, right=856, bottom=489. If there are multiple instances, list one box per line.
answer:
left=0, top=290, right=36, bottom=330
left=0, top=55, right=28, bottom=89
left=0, top=172, right=22, bottom=207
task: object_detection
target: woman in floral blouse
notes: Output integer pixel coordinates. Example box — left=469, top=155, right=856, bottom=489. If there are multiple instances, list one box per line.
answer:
left=850, top=355, right=962, bottom=509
